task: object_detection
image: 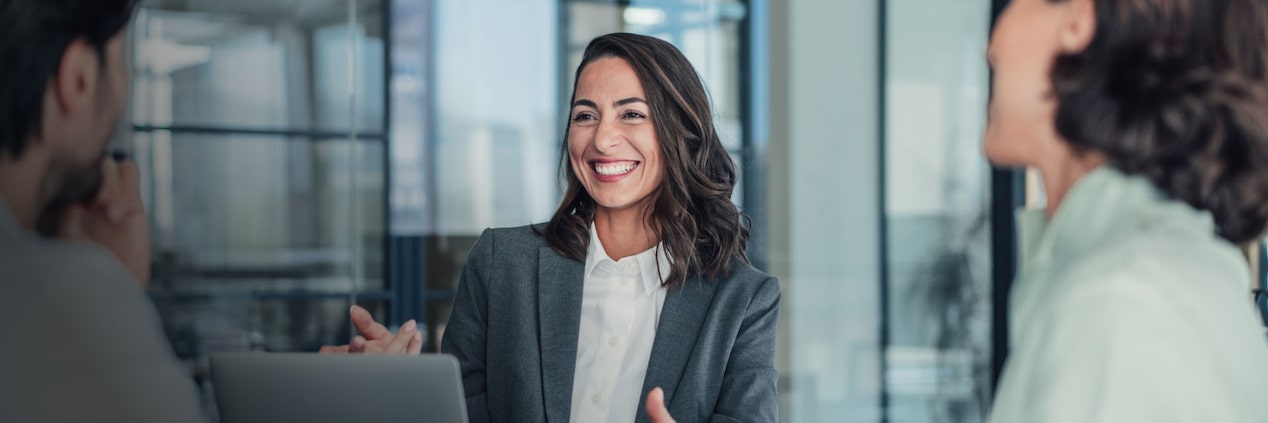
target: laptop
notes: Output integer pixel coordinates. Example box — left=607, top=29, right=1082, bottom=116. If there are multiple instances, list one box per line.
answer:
left=211, top=352, right=468, bottom=423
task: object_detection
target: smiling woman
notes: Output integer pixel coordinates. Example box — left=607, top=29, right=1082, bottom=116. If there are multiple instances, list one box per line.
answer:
left=547, top=33, right=748, bottom=290
left=323, top=33, right=778, bottom=423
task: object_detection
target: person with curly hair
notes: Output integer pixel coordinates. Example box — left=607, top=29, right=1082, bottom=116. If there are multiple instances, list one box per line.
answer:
left=985, top=0, right=1268, bottom=421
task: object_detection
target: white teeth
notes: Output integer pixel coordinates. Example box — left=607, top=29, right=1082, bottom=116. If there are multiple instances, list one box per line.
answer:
left=595, top=162, right=637, bottom=176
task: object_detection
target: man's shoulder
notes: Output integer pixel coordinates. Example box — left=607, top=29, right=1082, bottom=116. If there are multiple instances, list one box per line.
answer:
left=0, top=235, right=162, bottom=354
left=0, top=238, right=206, bottom=423
left=1, top=236, right=137, bottom=289
left=0, top=236, right=152, bottom=332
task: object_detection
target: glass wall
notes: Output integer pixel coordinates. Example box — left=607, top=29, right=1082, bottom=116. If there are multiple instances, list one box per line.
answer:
left=127, top=0, right=386, bottom=418
left=408, top=0, right=561, bottom=351
left=883, top=0, right=993, bottom=422
left=769, top=1, right=994, bottom=422
left=769, top=1, right=884, bottom=420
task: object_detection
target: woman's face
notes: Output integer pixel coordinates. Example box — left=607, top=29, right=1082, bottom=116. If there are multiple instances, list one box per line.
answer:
left=984, top=0, right=1087, bottom=166
left=568, top=57, right=665, bottom=212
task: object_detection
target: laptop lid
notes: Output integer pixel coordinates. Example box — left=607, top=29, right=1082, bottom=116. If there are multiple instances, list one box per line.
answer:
left=211, top=353, right=468, bottom=423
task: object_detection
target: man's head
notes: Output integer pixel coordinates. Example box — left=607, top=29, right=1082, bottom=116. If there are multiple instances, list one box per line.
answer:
left=0, top=0, right=137, bottom=231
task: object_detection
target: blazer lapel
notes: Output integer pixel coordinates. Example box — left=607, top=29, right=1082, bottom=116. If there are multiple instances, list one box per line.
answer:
left=537, top=246, right=585, bottom=423
left=635, top=276, right=718, bottom=423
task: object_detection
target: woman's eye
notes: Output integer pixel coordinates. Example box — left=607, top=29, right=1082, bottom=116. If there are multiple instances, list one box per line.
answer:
left=622, top=111, right=647, bottom=120
left=572, top=113, right=597, bottom=124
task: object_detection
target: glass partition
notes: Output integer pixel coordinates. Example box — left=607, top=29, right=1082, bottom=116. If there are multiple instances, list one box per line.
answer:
left=883, top=0, right=993, bottom=421
left=126, top=1, right=387, bottom=419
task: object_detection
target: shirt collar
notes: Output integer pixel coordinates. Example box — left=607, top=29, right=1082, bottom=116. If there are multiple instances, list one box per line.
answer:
left=585, top=222, right=672, bottom=296
left=1016, top=165, right=1216, bottom=268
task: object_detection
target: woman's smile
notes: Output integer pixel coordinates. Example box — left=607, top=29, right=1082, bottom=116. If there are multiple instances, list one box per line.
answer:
left=591, top=159, right=641, bottom=182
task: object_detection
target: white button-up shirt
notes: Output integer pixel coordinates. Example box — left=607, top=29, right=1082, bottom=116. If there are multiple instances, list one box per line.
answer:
left=569, top=224, right=671, bottom=423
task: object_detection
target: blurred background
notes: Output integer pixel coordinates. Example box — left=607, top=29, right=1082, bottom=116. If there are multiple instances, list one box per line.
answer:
left=115, top=0, right=1265, bottom=422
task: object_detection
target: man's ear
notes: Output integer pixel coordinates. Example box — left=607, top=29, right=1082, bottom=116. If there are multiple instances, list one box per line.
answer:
left=51, top=38, right=101, bottom=121
left=1058, top=0, right=1097, bottom=54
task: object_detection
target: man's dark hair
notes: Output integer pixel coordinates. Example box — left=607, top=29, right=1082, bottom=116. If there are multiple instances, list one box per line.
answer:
left=0, top=0, right=138, bottom=159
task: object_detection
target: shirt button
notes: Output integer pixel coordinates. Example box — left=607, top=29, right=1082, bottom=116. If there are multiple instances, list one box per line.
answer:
left=609, top=337, right=618, bottom=347
left=591, top=394, right=601, bottom=405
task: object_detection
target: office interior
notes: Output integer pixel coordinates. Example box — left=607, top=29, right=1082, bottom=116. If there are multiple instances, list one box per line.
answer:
left=120, top=0, right=1268, bottom=422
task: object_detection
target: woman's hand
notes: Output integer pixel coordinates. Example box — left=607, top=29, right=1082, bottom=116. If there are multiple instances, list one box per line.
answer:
left=645, top=387, right=677, bottom=423
left=318, top=305, right=423, bottom=355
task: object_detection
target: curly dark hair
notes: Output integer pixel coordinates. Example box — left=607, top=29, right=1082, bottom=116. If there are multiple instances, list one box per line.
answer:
left=540, top=33, right=749, bottom=288
left=0, top=0, right=139, bottom=159
left=1049, top=0, right=1268, bottom=243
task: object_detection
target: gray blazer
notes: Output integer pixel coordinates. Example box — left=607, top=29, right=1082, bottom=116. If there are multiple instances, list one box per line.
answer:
left=441, top=225, right=780, bottom=423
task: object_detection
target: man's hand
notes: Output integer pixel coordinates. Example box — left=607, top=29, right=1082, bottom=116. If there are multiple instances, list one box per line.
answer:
left=319, top=305, right=422, bottom=355
left=58, top=158, right=150, bottom=287
left=646, top=387, right=677, bottom=423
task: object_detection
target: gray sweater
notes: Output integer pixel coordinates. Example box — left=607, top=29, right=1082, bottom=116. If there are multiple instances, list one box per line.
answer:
left=0, top=200, right=204, bottom=423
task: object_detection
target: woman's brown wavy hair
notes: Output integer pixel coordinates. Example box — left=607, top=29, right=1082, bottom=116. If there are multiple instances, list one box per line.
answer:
left=540, top=32, right=749, bottom=288
left=1048, top=0, right=1268, bottom=243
